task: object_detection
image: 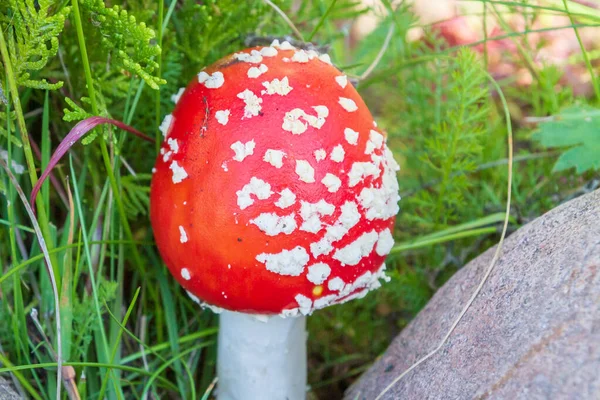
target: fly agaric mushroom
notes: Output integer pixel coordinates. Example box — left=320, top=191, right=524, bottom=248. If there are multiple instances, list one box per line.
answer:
left=150, top=40, right=400, bottom=400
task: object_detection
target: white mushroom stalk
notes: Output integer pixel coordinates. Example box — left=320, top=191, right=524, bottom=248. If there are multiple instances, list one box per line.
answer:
left=217, top=311, right=307, bottom=400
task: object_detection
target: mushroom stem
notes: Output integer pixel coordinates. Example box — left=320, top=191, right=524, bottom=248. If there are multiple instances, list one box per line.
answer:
left=217, top=310, right=307, bottom=400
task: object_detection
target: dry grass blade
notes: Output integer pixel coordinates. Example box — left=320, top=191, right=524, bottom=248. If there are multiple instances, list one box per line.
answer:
left=262, top=0, right=305, bottom=42
left=360, top=24, right=395, bottom=81
left=0, top=159, right=63, bottom=400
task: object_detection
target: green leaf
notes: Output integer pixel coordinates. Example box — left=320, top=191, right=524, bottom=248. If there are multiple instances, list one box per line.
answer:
left=532, top=105, right=600, bottom=173
left=0, top=0, right=70, bottom=90
left=79, top=0, right=165, bottom=90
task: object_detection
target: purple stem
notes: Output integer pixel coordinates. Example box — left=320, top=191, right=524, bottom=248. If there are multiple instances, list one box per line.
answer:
left=30, top=116, right=154, bottom=210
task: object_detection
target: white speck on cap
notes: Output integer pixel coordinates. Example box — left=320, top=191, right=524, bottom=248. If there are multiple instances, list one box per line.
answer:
left=309, top=201, right=360, bottom=258
left=277, top=40, right=296, bottom=50
left=306, top=263, right=331, bottom=284
left=237, top=89, right=263, bottom=119
left=181, top=268, right=191, bottom=280
left=162, top=150, right=173, bottom=163
left=197, top=71, right=224, bottom=88
left=314, top=294, right=337, bottom=309
left=256, top=246, right=310, bottom=276
left=357, top=147, right=400, bottom=220
left=262, top=77, right=293, bottom=96
left=201, top=302, right=225, bottom=314
left=282, top=109, right=309, bottom=134
left=308, top=264, right=392, bottom=309
left=295, top=160, right=315, bottom=183
left=250, top=212, right=297, bottom=236
left=275, top=188, right=296, bottom=209
left=291, top=50, right=310, bottom=63
left=314, top=149, right=326, bottom=162
left=260, top=46, right=278, bottom=57
left=234, top=49, right=263, bottom=63
left=321, top=173, right=342, bottom=192
left=376, top=228, right=395, bottom=256
left=330, top=145, right=345, bottom=163
left=295, top=294, right=312, bottom=315
left=169, top=161, right=188, bottom=184
left=344, top=128, right=359, bottom=145
left=299, top=200, right=335, bottom=233
left=215, top=109, right=230, bottom=125
left=179, top=226, right=188, bottom=243
left=335, top=75, right=348, bottom=88
left=167, top=138, right=179, bottom=153
left=247, top=64, right=268, bottom=78
left=230, top=140, right=256, bottom=162
left=326, top=201, right=361, bottom=241
left=365, top=130, right=384, bottom=154
left=319, top=54, right=332, bottom=64
left=263, top=149, right=286, bottom=168
left=236, top=177, right=273, bottom=209
left=333, top=230, right=378, bottom=266
left=312, top=105, right=329, bottom=128
left=186, top=290, right=200, bottom=304
left=310, top=237, right=334, bottom=258
left=171, top=87, right=185, bottom=104
left=327, top=277, right=345, bottom=292
left=347, top=161, right=380, bottom=187
left=159, top=114, right=174, bottom=137
left=339, top=97, right=358, bottom=112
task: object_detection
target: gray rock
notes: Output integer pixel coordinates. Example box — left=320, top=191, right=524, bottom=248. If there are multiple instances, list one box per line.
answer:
left=0, top=376, right=19, bottom=400
left=346, top=189, right=600, bottom=400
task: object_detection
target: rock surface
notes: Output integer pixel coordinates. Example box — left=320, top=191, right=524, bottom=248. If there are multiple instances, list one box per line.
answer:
left=346, top=189, right=600, bottom=400
left=0, top=377, right=19, bottom=400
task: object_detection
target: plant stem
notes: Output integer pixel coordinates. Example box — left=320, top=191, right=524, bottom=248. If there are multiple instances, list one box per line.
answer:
left=562, top=0, right=600, bottom=102
left=69, top=0, right=147, bottom=277
left=0, top=26, right=59, bottom=279
left=155, top=0, right=164, bottom=154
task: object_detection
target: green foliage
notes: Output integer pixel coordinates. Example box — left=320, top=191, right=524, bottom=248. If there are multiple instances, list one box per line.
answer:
left=395, top=48, right=491, bottom=229
left=63, top=96, right=113, bottom=145
left=0, top=108, right=19, bottom=147
left=174, top=0, right=275, bottom=68
left=419, top=49, right=489, bottom=226
left=0, top=0, right=70, bottom=145
left=63, top=97, right=92, bottom=123
left=79, top=0, right=165, bottom=89
left=0, top=0, right=70, bottom=90
left=121, top=173, right=151, bottom=217
left=533, top=105, right=600, bottom=173
left=71, top=278, right=118, bottom=360
left=1, top=0, right=598, bottom=398
left=352, top=4, right=414, bottom=68
left=508, top=65, right=573, bottom=116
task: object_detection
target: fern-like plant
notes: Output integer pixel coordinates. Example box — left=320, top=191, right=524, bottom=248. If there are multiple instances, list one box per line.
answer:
left=0, top=0, right=70, bottom=145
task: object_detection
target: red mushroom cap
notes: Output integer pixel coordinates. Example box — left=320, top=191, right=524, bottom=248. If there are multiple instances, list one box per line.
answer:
left=150, top=41, right=400, bottom=316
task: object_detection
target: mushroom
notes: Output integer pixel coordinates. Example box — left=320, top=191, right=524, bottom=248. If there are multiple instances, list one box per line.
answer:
left=150, top=40, right=400, bottom=400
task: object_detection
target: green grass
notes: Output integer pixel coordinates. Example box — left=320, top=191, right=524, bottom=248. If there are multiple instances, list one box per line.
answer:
left=1, top=0, right=600, bottom=399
